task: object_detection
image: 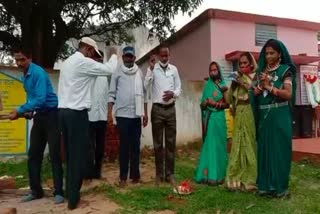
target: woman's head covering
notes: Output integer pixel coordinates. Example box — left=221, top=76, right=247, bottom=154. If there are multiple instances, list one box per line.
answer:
left=208, top=61, right=224, bottom=81
left=238, top=51, right=258, bottom=73
left=257, top=39, right=297, bottom=105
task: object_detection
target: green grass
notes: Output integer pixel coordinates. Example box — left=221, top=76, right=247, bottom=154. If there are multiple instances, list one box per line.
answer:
left=0, top=157, right=53, bottom=188
left=1, top=155, right=320, bottom=213
left=103, top=158, right=320, bottom=214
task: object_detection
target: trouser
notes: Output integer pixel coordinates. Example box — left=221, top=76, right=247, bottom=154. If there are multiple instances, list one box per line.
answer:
left=59, top=108, right=90, bottom=209
left=28, top=109, right=63, bottom=197
left=151, top=103, right=176, bottom=180
left=116, top=117, right=141, bottom=180
left=89, top=121, right=107, bottom=178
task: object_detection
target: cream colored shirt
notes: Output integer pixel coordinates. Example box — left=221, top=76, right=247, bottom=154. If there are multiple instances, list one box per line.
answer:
left=108, top=65, right=147, bottom=118
left=58, top=52, right=117, bottom=110
left=144, top=63, right=181, bottom=104
left=88, top=76, right=110, bottom=122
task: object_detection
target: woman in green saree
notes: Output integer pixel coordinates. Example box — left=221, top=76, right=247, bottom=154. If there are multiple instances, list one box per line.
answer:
left=253, top=39, right=296, bottom=198
left=226, top=52, right=257, bottom=191
left=195, top=61, right=229, bottom=186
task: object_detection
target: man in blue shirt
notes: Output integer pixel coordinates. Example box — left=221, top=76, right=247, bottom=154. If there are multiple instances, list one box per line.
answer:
left=8, top=46, right=64, bottom=204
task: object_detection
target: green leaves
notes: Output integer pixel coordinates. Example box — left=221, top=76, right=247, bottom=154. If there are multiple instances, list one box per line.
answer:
left=0, top=0, right=203, bottom=67
left=1, top=0, right=202, bottom=41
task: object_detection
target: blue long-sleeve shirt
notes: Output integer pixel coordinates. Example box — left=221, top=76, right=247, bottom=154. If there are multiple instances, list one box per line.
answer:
left=17, top=63, right=58, bottom=114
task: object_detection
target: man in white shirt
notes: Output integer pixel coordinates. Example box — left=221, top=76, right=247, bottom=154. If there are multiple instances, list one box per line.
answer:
left=58, top=37, right=117, bottom=210
left=144, top=46, right=181, bottom=186
left=108, top=46, right=148, bottom=188
left=88, top=50, right=113, bottom=179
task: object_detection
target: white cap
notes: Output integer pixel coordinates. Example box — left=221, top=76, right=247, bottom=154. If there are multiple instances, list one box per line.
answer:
left=80, top=37, right=101, bottom=56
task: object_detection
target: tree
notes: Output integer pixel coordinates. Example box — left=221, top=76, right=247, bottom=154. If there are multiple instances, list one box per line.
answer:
left=0, top=0, right=202, bottom=68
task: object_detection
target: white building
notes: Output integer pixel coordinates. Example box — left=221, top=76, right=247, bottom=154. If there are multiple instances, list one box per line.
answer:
left=54, top=26, right=159, bottom=69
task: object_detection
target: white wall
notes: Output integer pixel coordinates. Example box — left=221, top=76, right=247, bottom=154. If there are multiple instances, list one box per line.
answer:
left=141, top=80, right=204, bottom=146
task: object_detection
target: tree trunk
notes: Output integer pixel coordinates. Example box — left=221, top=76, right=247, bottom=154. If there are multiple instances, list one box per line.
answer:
left=20, top=4, right=65, bottom=69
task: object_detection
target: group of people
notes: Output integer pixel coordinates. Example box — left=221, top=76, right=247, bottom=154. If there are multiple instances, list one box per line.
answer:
left=195, top=38, right=295, bottom=199
left=3, top=36, right=294, bottom=210
left=6, top=38, right=181, bottom=210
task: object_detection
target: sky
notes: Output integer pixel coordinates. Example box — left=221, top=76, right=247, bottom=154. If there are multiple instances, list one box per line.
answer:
left=173, top=0, right=320, bottom=30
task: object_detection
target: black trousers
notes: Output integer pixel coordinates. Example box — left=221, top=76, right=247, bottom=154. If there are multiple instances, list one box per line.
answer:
left=89, top=121, right=107, bottom=178
left=28, top=110, right=63, bottom=197
left=116, top=117, right=141, bottom=180
left=59, top=108, right=90, bottom=209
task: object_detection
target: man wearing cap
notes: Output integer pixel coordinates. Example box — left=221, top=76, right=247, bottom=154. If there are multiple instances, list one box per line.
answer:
left=58, top=37, right=117, bottom=209
left=108, top=46, right=148, bottom=187
left=144, top=45, right=181, bottom=186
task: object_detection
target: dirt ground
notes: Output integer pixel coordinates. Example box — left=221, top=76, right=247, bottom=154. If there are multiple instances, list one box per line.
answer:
left=0, top=160, right=166, bottom=214
left=0, top=194, right=120, bottom=214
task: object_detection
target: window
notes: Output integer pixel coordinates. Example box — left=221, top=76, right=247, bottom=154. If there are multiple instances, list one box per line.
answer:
left=255, top=24, right=277, bottom=46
